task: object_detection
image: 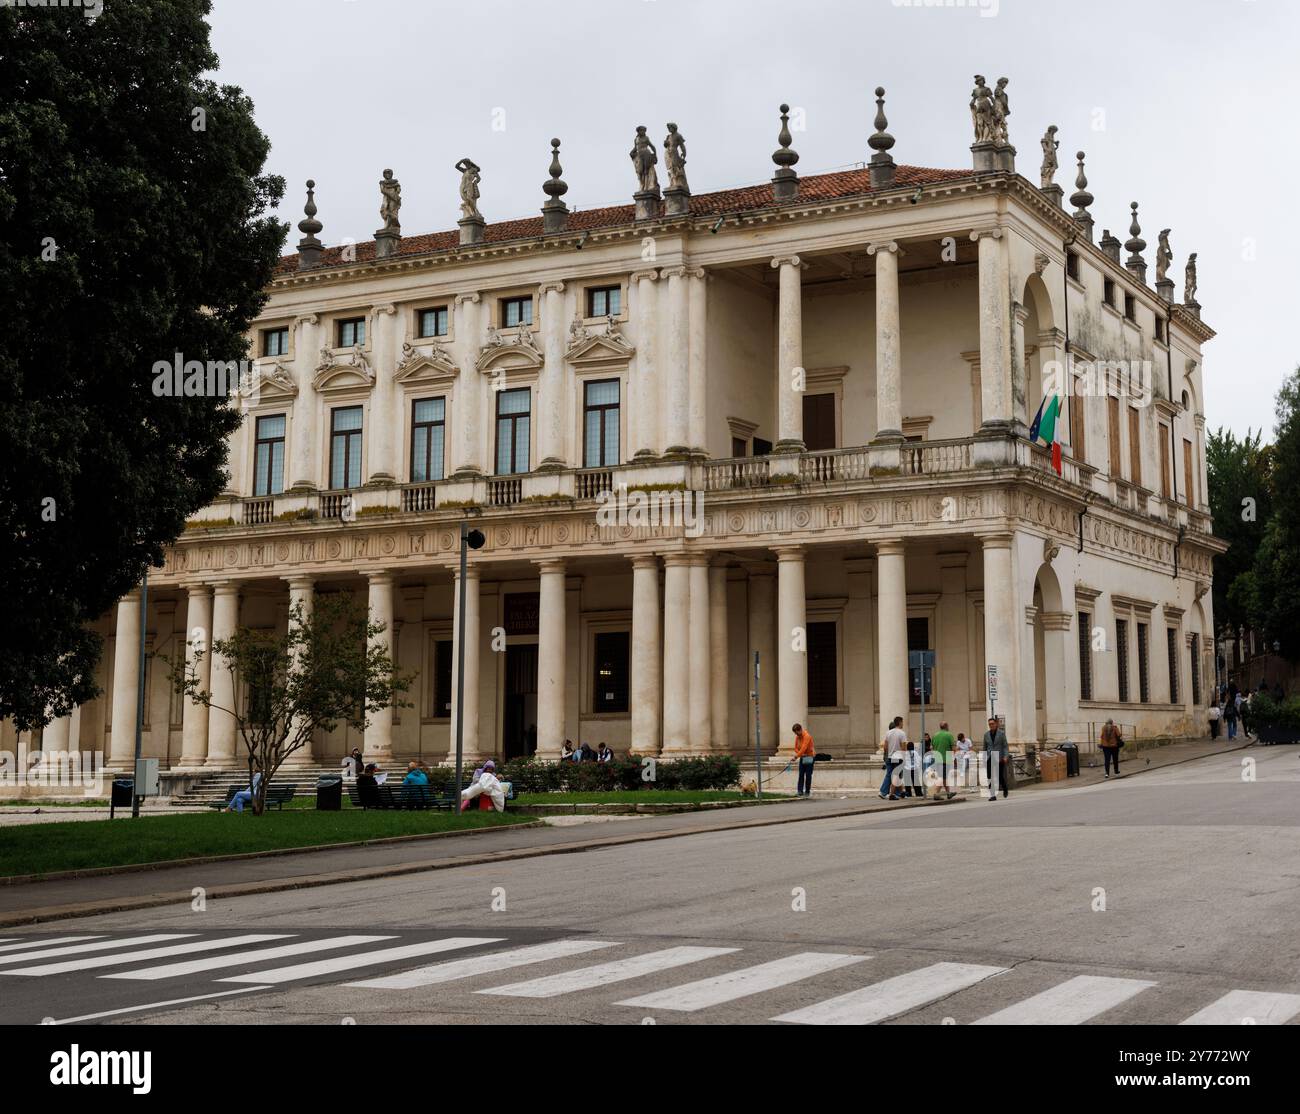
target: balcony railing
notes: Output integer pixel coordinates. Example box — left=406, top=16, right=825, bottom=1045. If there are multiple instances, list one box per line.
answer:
left=799, top=447, right=871, bottom=483
left=242, top=497, right=276, bottom=525
left=902, top=438, right=973, bottom=475
left=401, top=481, right=438, bottom=512
left=488, top=477, right=523, bottom=506
left=319, top=490, right=353, bottom=520
left=702, top=455, right=771, bottom=491
left=575, top=467, right=614, bottom=500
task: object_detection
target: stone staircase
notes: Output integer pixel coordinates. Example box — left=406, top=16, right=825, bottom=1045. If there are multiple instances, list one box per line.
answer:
left=170, top=764, right=346, bottom=807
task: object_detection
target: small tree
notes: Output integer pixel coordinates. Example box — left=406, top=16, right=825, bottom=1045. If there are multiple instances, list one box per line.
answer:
left=169, top=593, right=410, bottom=815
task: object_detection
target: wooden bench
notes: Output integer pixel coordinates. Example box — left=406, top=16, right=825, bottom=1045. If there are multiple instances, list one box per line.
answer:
left=208, top=784, right=295, bottom=810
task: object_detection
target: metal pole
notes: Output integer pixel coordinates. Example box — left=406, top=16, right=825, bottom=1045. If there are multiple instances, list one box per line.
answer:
left=453, top=522, right=469, bottom=809
left=918, top=666, right=927, bottom=796
left=753, top=651, right=762, bottom=800
left=131, top=567, right=148, bottom=818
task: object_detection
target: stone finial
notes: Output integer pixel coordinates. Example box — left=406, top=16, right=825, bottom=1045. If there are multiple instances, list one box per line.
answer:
left=296, top=179, right=324, bottom=269
left=1069, top=152, right=1094, bottom=240
left=772, top=103, right=800, bottom=201
left=663, top=122, right=690, bottom=216
left=1124, top=201, right=1147, bottom=283
left=1099, top=228, right=1121, bottom=264
left=541, top=138, right=569, bottom=234
left=868, top=87, right=896, bottom=189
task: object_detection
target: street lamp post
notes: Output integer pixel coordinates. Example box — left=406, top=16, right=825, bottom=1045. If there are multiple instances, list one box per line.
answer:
left=131, top=566, right=149, bottom=819
left=452, top=521, right=486, bottom=806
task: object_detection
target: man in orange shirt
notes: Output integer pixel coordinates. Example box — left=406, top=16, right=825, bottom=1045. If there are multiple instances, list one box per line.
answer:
left=793, top=723, right=816, bottom=797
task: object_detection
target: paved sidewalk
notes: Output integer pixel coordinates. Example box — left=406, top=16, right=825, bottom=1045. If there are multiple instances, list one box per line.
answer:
left=1023, top=736, right=1254, bottom=790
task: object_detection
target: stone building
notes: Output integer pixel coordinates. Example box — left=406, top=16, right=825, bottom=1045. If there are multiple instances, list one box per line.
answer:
left=12, top=86, right=1226, bottom=781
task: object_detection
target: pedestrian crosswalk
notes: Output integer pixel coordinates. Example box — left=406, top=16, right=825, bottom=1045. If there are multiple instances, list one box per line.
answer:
left=2, top=929, right=1298, bottom=1026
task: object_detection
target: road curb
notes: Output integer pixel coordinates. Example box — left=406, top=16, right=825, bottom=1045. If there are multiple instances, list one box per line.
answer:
left=0, top=796, right=951, bottom=928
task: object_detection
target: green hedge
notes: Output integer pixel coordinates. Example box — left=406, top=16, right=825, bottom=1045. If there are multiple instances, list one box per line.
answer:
left=1246, top=693, right=1300, bottom=731
left=499, top=754, right=740, bottom=793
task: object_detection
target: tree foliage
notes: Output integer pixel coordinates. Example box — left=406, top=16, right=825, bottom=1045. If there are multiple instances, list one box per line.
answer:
left=1206, top=426, right=1272, bottom=638
left=169, top=594, right=411, bottom=816
left=0, top=1, right=286, bottom=728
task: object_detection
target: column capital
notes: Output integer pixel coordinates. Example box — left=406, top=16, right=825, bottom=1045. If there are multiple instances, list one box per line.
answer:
left=770, top=254, right=804, bottom=270
left=969, top=226, right=1005, bottom=242
left=283, top=574, right=315, bottom=592
left=977, top=530, right=1015, bottom=549
left=538, top=280, right=566, bottom=296
left=660, top=265, right=689, bottom=281
left=772, top=544, right=806, bottom=562
left=294, top=313, right=319, bottom=329
left=631, top=553, right=661, bottom=571
left=454, top=291, right=482, bottom=306
left=534, top=557, right=566, bottom=574
left=364, top=569, right=396, bottom=586
left=371, top=303, right=398, bottom=316
left=685, top=265, right=708, bottom=280
left=630, top=268, right=660, bottom=283
left=866, top=240, right=902, bottom=256
left=185, top=582, right=211, bottom=596
left=211, top=581, right=242, bottom=597
left=454, top=563, right=482, bottom=582
left=874, top=538, right=907, bottom=558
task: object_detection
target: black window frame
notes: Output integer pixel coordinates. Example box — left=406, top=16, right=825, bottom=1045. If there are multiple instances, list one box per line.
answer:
left=261, top=326, right=289, bottom=358
left=807, top=621, right=839, bottom=709
left=253, top=413, right=287, bottom=497
left=1103, top=277, right=1116, bottom=307
left=1117, top=618, right=1131, bottom=703
left=1137, top=622, right=1151, bottom=704
left=1078, top=611, right=1093, bottom=701
left=337, top=316, right=366, bottom=347
left=907, top=616, right=934, bottom=704
left=416, top=305, right=449, bottom=339
left=329, top=405, right=364, bottom=490
left=592, top=630, right=630, bottom=714
left=582, top=378, right=620, bottom=468
left=410, top=396, right=446, bottom=483
left=586, top=285, right=622, bottom=319
left=1190, top=633, right=1202, bottom=706
left=494, top=387, right=531, bottom=476
left=431, top=638, right=454, bottom=719
left=1167, top=627, right=1180, bottom=704
left=500, top=296, right=534, bottom=329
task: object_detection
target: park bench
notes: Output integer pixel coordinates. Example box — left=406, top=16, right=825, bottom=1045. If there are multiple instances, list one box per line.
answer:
left=208, top=784, right=295, bottom=810
left=347, top=779, right=514, bottom=811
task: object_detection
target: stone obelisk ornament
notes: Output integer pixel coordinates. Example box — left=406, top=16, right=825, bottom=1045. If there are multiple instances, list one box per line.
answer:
left=663, top=123, right=690, bottom=216
left=631, top=125, right=661, bottom=221
left=1070, top=151, right=1094, bottom=240
left=868, top=87, right=896, bottom=188
left=772, top=103, right=800, bottom=201
left=374, top=169, right=401, bottom=259
left=456, top=158, right=484, bottom=245
left=1124, top=201, right=1147, bottom=284
left=297, top=179, right=324, bottom=269
left=541, top=138, right=569, bottom=234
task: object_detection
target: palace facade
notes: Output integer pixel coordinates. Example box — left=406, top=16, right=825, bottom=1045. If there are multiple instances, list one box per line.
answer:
left=13, top=91, right=1226, bottom=777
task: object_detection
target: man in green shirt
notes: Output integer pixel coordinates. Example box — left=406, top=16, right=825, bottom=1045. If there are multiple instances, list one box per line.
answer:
left=931, top=722, right=956, bottom=800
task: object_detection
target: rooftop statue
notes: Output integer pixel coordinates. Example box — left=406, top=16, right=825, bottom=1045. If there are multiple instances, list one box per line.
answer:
left=664, top=123, right=688, bottom=193
left=378, top=169, right=401, bottom=231
left=630, top=125, right=660, bottom=195
left=1039, top=125, right=1059, bottom=188
left=455, top=158, right=482, bottom=222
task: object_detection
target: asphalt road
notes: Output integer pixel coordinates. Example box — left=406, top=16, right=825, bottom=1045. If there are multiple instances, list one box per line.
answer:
left=2, top=746, right=1297, bottom=1026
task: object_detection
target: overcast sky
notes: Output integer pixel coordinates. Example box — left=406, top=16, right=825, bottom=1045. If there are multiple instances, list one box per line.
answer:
left=209, top=0, right=1299, bottom=440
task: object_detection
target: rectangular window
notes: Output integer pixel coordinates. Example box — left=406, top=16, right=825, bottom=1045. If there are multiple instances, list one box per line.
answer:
left=731, top=437, right=748, bottom=458
left=261, top=327, right=289, bottom=357
left=495, top=387, right=531, bottom=475
left=1183, top=438, right=1195, bottom=506
left=1128, top=407, right=1142, bottom=486
left=417, top=306, right=449, bottom=338
left=1108, top=396, right=1122, bottom=478
left=583, top=379, right=620, bottom=468
left=410, top=397, right=446, bottom=483
left=1155, top=317, right=1166, bottom=343
left=431, top=638, right=454, bottom=719
left=1124, top=292, right=1137, bottom=322
left=807, top=621, right=838, bottom=708
left=907, top=616, right=933, bottom=704
left=253, top=414, right=286, bottom=496
left=337, top=317, right=366, bottom=347
left=329, top=406, right=363, bottom=489
left=592, top=631, right=630, bottom=713
left=1078, top=611, right=1093, bottom=701
left=1190, top=633, right=1202, bottom=705
left=802, top=393, right=836, bottom=452
left=501, top=296, right=533, bottom=328
left=1159, top=424, right=1171, bottom=498
left=1069, top=388, right=1086, bottom=463
left=1117, top=618, right=1130, bottom=703
left=1167, top=627, right=1180, bottom=704
left=1137, top=622, right=1150, bottom=704
left=1066, top=252, right=1080, bottom=281
left=586, top=285, right=622, bottom=318
left=753, top=436, right=773, bottom=457
left=1103, top=278, right=1116, bottom=307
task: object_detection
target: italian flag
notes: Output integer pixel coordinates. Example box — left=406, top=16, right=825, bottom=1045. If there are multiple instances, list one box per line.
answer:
left=1029, top=394, right=1064, bottom=475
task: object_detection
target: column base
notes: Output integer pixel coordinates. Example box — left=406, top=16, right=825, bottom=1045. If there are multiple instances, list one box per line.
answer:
left=632, top=448, right=660, bottom=460
left=535, top=458, right=567, bottom=473
left=660, top=444, right=691, bottom=459
left=867, top=434, right=904, bottom=474
left=772, top=439, right=806, bottom=455
left=288, top=481, right=318, bottom=494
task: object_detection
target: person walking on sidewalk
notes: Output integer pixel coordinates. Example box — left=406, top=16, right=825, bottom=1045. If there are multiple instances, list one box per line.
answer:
left=879, top=716, right=908, bottom=800
left=982, top=717, right=1010, bottom=801
left=1224, top=693, right=1238, bottom=740
left=1207, top=700, right=1221, bottom=740
left=931, top=722, right=956, bottom=799
left=793, top=723, right=816, bottom=797
left=1099, top=718, right=1122, bottom=779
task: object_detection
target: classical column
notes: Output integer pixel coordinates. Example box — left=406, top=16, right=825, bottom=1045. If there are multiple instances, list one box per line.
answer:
left=363, top=571, right=395, bottom=762
left=876, top=539, right=909, bottom=743
left=1041, top=610, right=1071, bottom=734
left=972, top=229, right=1013, bottom=432
left=368, top=304, right=399, bottom=482
left=868, top=241, right=903, bottom=442
left=688, top=267, right=708, bottom=455
left=536, top=559, right=567, bottom=757
left=282, top=575, right=316, bottom=766
left=631, top=269, right=660, bottom=457
left=289, top=313, right=321, bottom=491
left=980, top=532, right=1022, bottom=743
left=687, top=555, right=712, bottom=751
left=538, top=281, right=567, bottom=469
left=709, top=562, right=730, bottom=750
left=630, top=555, right=662, bottom=754
left=206, top=583, right=241, bottom=767
left=662, top=266, right=691, bottom=456
left=771, top=256, right=805, bottom=453
left=844, top=559, right=876, bottom=753
left=747, top=569, right=777, bottom=753
left=179, top=583, right=213, bottom=768
left=43, top=711, right=72, bottom=755
left=108, top=589, right=142, bottom=769
left=775, top=546, right=807, bottom=754
left=452, top=293, right=484, bottom=477
left=661, top=554, right=691, bottom=752
left=450, top=564, right=482, bottom=760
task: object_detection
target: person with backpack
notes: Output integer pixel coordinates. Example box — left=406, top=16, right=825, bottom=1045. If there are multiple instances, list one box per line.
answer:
left=1099, top=718, right=1122, bottom=779
left=1224, top=693, right=1238, bottom=740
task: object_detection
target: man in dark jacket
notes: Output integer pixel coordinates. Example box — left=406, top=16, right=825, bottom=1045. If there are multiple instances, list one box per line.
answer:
left=983, top=717, right=1010, bottom=801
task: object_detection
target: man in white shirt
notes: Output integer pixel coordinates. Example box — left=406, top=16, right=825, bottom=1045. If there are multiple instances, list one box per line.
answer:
left=878, top=716, right=908, bottom=800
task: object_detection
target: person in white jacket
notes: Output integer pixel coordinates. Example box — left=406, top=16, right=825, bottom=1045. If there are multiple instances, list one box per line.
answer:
left=460, top=759, right=507, bottom=812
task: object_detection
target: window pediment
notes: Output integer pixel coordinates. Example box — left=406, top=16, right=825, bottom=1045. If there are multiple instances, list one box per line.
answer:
left=395, top=339, right=459, bottom=384
left=314, top=346, right=375, bottom=393
left=477, top=323, right=543, bottom=373
left=249, top=360, right=298, bottom=402
left=566, top=316, right=635, bottom=364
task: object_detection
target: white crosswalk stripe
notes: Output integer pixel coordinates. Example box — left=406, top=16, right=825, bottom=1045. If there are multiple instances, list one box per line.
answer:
left=0, top=936, right=103, bottom=954
left=773, top=962, right=1008, bottom=1025
left=0, top=934, right=194, bottom=966
left=1181, top=989, right=1300, bottom=1025
left=103, top=935, right=396, bottom=981
left=479, top=946, right=738, bottom=998
left=4, top=935, right=293, bottom=976
left=971, top=975, right=1156, bottom=1025
left=617, top=951, right=870, bottom=1012
left=347, top=939, right=622, bottom=990
left=218, top=937, right=504, bottom=984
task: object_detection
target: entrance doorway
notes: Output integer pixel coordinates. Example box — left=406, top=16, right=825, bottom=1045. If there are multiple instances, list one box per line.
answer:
left=503, top=643, right=538, bottom=759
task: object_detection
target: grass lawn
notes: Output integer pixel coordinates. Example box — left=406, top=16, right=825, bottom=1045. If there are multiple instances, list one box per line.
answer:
left=513, top=789, right=784, bottom=805
left=0, top=809, right=533, bottom=879
left=0, top=798, right=110, bottom=808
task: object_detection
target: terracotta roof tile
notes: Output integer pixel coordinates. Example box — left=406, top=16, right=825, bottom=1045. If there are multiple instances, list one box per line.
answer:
left=275, top=164, right=971, bottom=275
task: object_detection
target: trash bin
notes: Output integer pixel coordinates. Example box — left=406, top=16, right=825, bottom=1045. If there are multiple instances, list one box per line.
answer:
left=1060, top=741, right=1080, bottom=777
left=109, top=777, right=134, bottom=818
left=316, top=775, right=343, bottom=811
